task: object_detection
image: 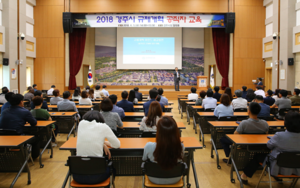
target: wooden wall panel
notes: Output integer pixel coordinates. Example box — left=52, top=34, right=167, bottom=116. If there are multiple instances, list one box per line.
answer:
left=233, top=0, right=265, bottom=91
left=70, top=0, right=229, bottom=13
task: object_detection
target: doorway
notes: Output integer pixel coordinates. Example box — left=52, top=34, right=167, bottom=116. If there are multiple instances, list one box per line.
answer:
left=26, top=66, right=31, bottom=87
left=265, top=68, right=272, bottom=91
left=82, top=65, right=89, bottom=87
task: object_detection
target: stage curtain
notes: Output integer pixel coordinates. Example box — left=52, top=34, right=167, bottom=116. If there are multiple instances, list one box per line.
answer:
left=69, top=28, right=87, bottom=90
left=212, top=28, right=230, bottom=90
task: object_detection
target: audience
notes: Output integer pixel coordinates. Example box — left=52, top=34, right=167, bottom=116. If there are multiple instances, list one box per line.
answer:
left=75, top=110, right=120, bottom=184
left=202, top=89, right=217, bottom=110
left=134, top=87, right=143, bottom=101
left=224, top=87, right=233, bottom=101
left=33, top=84, right=38, bottom=92
left=24, top=88, right=35, bottom=102
left=254, top=95, right=270, bottom=118
left=254, top=86, right=265, bottom=97
left=156, top=95, right=161, bottom=102
left=246, top=88, right=256, bottom=102
left=31, top=90, right=49, bottom=110
left=57, top=91, right=80, bottom=119
left=94, top=85, right=101, bottom=99
left=142, top=116, right=184, bottom=184
left=240, top=111, right=300, bottom=184
left=188, top=87, right=198, bottom=101
left=23, top=86, right=32, bottom=95
left=47, top=85, right=55, bottom=95
left=100, top=98, right=123, bottom=131
left=264, top=90, right=275, bottom=106
left=101, top=85, right=109, bottom=96
left=128, top=90, right=138, bottom=104
left=214, top=94, right=234, bottom=118
left=50, top=89, right=63, bottom=105
left=241, top=86, right=247, bottom=99
left=79, top=91, right=92, bottom=105
left=272, top=89, right=281, bottom=101
left=0, top=87, right=9, bottom=104
left=143, top=89, right=165, bottom=116
left=109, top=94, right=125, bottom=120
left=158, top=88, right=168, bottom=106
left=72, top=87, right=81, bottom=100
left=231, top=90, right=248, bottom=110
left=195, top=91, right=206, bottom=105
left=290, top=88, right=300, bottom=105
left=88, top=88, right=95, bottom=100
left=213, top=86, right=222, bottom=102
left=220, top=102, right=269, bottom=164
left=85, top=86, right=90, bottom=93
left=139, top=101, right=162, bottom=132
left=117, top=91, right=135, bottom=112
left=271, top=90, right=291, bottom=119
left=1, top=92, right=13, bottom=112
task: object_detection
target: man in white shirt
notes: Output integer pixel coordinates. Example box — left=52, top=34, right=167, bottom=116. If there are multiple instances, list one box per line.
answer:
left=47, top=85, right=55, bottom=95
left=202, top=89, right=217, bottom=109
left=101, top=85, right=109, bottom=97
left=232, top=89, right=248, bottom=110
left=94, top=85, right=101, bottom=98
left=254, top=86, right=265, bottom=97
left=0, top=87, right=9, bottom=104
left=188, top=87, right=198, bottom=101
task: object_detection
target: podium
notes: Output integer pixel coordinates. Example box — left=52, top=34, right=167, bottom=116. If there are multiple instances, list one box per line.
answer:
left=197, top=76, right=208, bottom=90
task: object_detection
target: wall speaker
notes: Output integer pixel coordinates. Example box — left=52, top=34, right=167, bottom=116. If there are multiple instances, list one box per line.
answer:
left=225, top=13, right=235, bottom=33
left=63, top=12, right=73, bottom=33
left=288, top=58, right=294, bottom=66
left=3, top=58, right=9, bottom=66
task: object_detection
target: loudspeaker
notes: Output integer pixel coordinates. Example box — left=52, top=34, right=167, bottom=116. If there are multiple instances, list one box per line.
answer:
left=3, top=58, right=9, bottom=66
left=225, top=13, right=235, bottom=33
left=288, top=58, right=294, bottom=66
left=63, top=12, right=73, bottom=33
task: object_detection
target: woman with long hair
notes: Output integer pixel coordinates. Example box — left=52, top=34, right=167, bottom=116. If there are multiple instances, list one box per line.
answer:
left=139, top=101, right=162, bottom=131
left=224, top=87, right=233, bottom=101
left=79, top=91, right=92, bottom=105
left=72, top=87, right=81, bottom=100
left=142, top=116, right=184, bottom=184
left=128, top=90, right=138, bottom=104
left=88, top=88, right=95, bottom=100
left=214, top=94, right=234, bottom=118
left=246, top=88, right=256, bottom=102
left=272, top=89, right=281, bottom=101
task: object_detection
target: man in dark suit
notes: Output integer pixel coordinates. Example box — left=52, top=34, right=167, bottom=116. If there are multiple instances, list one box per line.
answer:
left=134, top=87, right=143, bottom=101
left=257, top=78, right=263, bottom=86
left=213, top=86, right=222, bottom=102
left=116, top=91, right=135, bottom=112
left=173, top=67, right=180, bottom=91
left=143, top=89, right=165, bottom=116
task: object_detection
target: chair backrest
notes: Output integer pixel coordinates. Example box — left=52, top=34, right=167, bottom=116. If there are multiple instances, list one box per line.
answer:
left=234, top=108, right=247, bottom=112
left=141, top=132, right=156, bottom=138
left=68, top=156, right=108, bottom=175
left=279, top=108, right=298, bottom=116
left=276, top=152, right=300, bottom=168
left=0, top=129, right=20, bottom=135
left=258, top=116, right=275, bottom=121
left=143, top=161, right=187, bottom=178
left=204, top=108, right=215, bottom=112
left=218, top=116, right=238, bottom=121
left=70, top=99, right=79, bottom=101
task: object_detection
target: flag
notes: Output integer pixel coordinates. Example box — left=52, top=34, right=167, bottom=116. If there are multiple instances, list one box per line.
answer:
left=88, top=65, right=93, bottom=86
left=210, top=66, right=214, bottom=88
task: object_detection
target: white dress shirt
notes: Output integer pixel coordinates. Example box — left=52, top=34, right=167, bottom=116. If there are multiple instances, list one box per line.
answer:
left=202, top=97, right=217, bottom=109
left=79, top=98, right=92, bottom=105
left=101, top=89, right=109, bottom=96
left=188, top=93, right=198, bottom=101
left=232, top=97, right=248, bottom=109
left=94, top=90, right=101, bottom=98
left=47, top=88, right=54, bottom=95
left=255, top=90, right=266, bottom=97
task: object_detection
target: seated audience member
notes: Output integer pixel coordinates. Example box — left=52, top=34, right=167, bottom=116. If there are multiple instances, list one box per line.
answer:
left=272, top=89, right=281, bottom=101
left=224, top=87, right=233, bottom=101
left=220, top=102, right=269, bottom=163
left=109, top=94, right=125, bottom=120
left=79, top=91, right=92, bottom=105
left=271, top=90, right=291, bottom=119
left=213, top=86, right=222, bottom=102
left=72, top=87, right=81, bottom=100
left=254, top=86, right=265, bottom=97
left=241, top=86, right=247, bottom=99
left=0, top=87, right=9, bottom=104
left=240, top=111, right=300, bottom=184
left=188, top=87, right=198, bottom=101
left=232, top=90, right=248, bottom=110
left=290, top=88, right=300, bottom=105
left=134, top=87, right=143, bottom=101
left=264, top=90, right=275, bottom=106
left=85, top=86, right=90, bottom=93
left=156, top=95, right=161, bottom=102
left=128, top=90, right=138, bottom=104
left=142, top=116, right=184, bottom=184
left=47, top=85, right=55, bottom=95
left=246, top=88, right=256, bottom=102
left=23, top=86, right=32, bottom=95
left=254, top=95, right=270, bottom=117
left=1, top=92, right=14, bottom=112
left=75, top=110, right=120, bottom=185
left=195, top=91, right=206, bottom=105
left=100, top=98, right=123, bottom=131
left=33, top=84, right=38, bottom=92
left=94, top=85, right=101, bottom=99
left=158, top=88, right=168, bottom=106
left=139, top=101, right=162, bottom=132
left=100, top=92, right=106, bottom=99
left=147, top=87, right=159, bottom=100
left=24, top=88, right=35, bottom=102
left=202, top=89, right=217, bottom=110
left=117, top=91, right=135, bottom=112
left=31, top=90, right=49, bottom=111
left=57, top=91, right=80, bottom=119
left=50, top=89, right=63, bottom=105
left=153, top=87, right=158, bottom=91
left=88, top=88, right=95, bottom=100
left=214, top=94, right=234, bottom=118
left=101, top=85, right=109, bottom=96
left=143, top=89, right=166, bottom=116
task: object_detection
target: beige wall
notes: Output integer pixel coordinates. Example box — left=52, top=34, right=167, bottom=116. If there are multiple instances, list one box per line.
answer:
left=295, top=53, right=300, bottom=88
left=265, top=57, right=272, bottom=68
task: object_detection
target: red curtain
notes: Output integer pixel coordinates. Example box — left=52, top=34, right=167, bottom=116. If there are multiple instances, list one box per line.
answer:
left=69, top=28, right=87, bottom=90
left=212, top=28, right=230, bottom=90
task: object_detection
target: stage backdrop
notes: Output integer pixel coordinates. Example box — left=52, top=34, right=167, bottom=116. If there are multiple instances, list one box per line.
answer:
left=94, top=28, right=204, bottom=86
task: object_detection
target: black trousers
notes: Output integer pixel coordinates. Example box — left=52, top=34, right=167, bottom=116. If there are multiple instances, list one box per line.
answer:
left=220, top=136, right=233, bottom=157
left=73, top=167, right=114, bottom=185
left=174, top=79, right=180, bottom=91
left=243, top=153, right=268, bottom=178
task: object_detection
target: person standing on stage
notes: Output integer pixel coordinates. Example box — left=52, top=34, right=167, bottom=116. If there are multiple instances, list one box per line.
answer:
left=173, top=67, right=181, bottom=91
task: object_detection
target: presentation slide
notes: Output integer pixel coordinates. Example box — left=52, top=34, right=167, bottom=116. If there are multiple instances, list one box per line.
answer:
left=117, top=28, right=182, bottom=70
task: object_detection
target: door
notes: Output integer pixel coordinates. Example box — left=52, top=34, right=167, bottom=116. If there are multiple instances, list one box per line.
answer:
left=265, top=68, right=272, bottom=91
left=83, top=65, right=89, bottom=87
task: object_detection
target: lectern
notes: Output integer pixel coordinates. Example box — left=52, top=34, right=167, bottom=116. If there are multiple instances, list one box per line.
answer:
left=197, top=76, right=208, bottom=90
